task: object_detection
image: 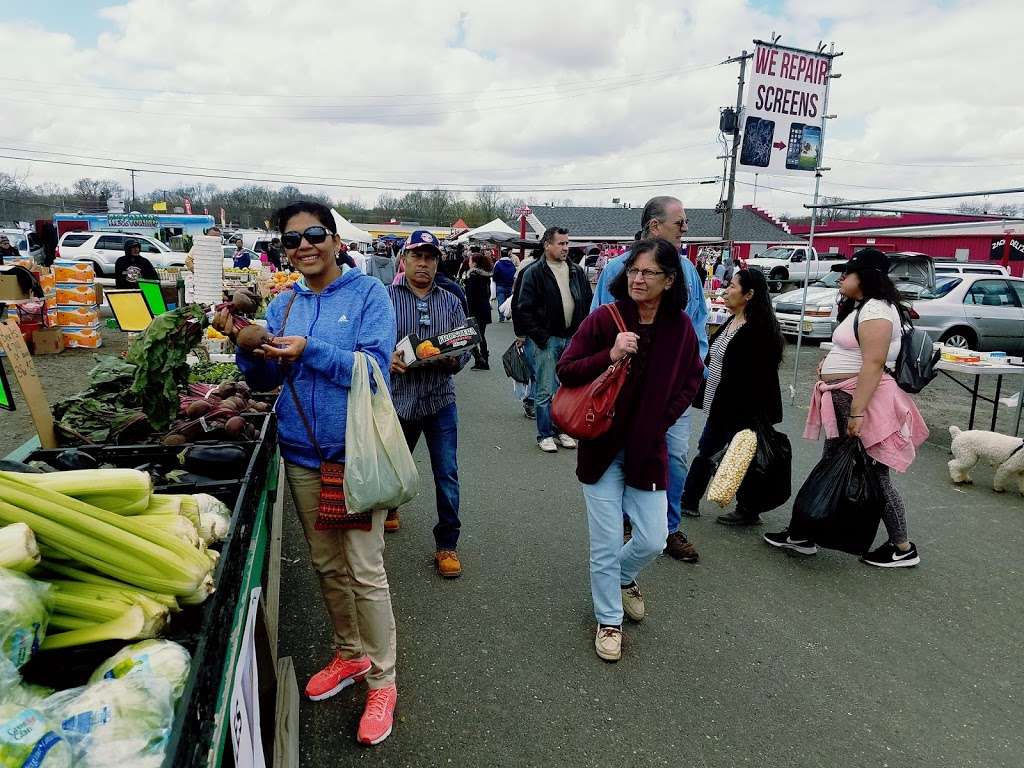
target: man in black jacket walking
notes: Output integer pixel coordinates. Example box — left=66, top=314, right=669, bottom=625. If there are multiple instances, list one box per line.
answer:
left=513, top=226, right=593, bottom=453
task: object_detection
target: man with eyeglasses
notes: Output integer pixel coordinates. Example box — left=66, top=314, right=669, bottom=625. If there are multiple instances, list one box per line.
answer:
left=386, top=230, right=470, bottom=578
left=590, top=196, right=709, bottom=564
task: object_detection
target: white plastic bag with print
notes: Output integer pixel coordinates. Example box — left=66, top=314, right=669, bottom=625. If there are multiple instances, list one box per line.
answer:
left=343, top=352, right=419, bottom=513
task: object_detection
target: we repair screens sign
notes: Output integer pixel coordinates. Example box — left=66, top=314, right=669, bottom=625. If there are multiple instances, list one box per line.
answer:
left=738, top=43, right=832, bottom=176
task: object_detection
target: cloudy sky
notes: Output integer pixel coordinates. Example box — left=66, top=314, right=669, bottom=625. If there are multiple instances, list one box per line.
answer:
left=0, top=0, right=1022, bottom=218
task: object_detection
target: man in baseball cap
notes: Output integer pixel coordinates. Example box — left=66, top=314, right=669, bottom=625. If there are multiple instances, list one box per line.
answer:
left=386, top=228, right=471, bottom=578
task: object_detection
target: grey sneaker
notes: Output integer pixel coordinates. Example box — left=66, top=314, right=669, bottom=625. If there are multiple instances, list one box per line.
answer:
left=556, top=433, right=577, bottom=449
left=538, top=437, right=558, bottom=453
left=621, top=582, right=645, bottom=622
left=594, top=625, right=622, bottom=662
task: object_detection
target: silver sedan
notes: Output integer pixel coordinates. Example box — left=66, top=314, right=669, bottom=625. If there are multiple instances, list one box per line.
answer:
left=912, top=274, right=1024, bottom=352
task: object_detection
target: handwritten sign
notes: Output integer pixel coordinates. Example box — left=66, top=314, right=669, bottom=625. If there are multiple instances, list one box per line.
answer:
left=0, top=320, right=58, bottom=448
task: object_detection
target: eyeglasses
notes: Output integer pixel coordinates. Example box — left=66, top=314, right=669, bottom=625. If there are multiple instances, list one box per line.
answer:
left=281, top=226, right=331, bottom=250
left=415, top=299, right=431, bottom=329
left=626, top=268, right=667, bottom=280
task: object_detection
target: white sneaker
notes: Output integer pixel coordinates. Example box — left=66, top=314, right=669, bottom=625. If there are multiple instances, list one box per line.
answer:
left=594, top=625, right=622, bottom=662
left=556, top=433, right=577, bottom=449
left=621, top=582, right=645, bottom=622
left=538, top=437, right=558, bottom=453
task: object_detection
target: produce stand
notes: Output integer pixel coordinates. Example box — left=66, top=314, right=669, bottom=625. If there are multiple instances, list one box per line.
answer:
left=5, top=412, right=299, bottom=767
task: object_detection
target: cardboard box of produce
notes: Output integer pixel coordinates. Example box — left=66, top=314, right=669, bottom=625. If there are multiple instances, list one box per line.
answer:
left=32, top=327, right=63, bottom=355
left=62, top=327, right=103, bottom=349
left=53, top=260, right=95, bottom=283
left=55, top=284, right=98, bottom=305
left=57, top=306, right=101, bottom=327
left=396, top=322, right=480, bottom=368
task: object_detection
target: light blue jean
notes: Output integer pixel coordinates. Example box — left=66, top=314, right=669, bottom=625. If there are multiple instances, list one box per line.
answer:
left=526, top=336, right=570, bottom=440
left=666, top=408, right=692, bottom=534
left=582, top=451, right=668, bottom=626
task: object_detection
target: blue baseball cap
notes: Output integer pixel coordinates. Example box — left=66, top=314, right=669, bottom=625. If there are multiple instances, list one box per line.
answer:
left=405, top=229, right=441, bottom=255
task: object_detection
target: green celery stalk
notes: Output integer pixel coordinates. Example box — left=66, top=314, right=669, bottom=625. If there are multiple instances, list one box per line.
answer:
left=40, top=605, right=148, bottom=650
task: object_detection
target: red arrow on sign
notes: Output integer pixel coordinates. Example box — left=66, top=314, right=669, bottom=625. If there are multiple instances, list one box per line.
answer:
left=773, top=141, right=786, bottom=150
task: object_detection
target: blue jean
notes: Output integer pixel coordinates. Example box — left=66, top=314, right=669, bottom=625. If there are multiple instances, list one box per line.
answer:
left=582, top=452, right=668, bottom=626
left=495, top=285, right=511, bottom=320
left=398, top=402, right=461, bottom=549
left=522, top=342, right=537, bottom=405
left=666, top=408, right=692, bottom=533
left=527, top=336, right=569, bottom=440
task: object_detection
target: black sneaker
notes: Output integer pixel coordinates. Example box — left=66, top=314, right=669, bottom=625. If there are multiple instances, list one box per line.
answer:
left=716, top=509, right=761, bottom=526
left=523, top=401, right=536, bottom=419
left=862, top=541, right=920, bottom=568
left=763, top=529, right=817, bottom=556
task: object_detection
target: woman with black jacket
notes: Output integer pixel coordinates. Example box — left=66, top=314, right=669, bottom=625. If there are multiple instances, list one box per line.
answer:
left=463, top=251, right=493, bottom=370
left=681, top=268, right=785, bottom=525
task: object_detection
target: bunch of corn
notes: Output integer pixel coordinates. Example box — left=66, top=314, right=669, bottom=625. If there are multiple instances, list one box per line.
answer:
left=707, top=429, right=757, bottom=507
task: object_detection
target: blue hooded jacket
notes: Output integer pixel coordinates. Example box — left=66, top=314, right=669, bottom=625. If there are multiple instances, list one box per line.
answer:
left=236, top=269, right=397, bottom=470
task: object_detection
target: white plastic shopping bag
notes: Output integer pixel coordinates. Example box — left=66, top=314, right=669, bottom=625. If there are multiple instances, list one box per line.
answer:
left=343, top=352, right=419, bottom=513
left=498, top=295, right=513, bottom=319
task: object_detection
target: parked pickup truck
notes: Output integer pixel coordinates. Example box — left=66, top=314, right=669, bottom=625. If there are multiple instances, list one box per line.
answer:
left=747, top=246, right=846, bottom=291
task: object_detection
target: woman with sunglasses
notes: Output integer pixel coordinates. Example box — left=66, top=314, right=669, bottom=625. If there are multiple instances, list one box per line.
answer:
left=557, top=238, right=704, bottom=662
left=214, top=201, right=400, bottom=746
left=680, top=268, right=785, bottom=524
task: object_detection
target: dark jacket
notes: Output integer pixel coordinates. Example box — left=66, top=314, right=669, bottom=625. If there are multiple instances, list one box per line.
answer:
left=557, top=300, right=704, bottom=490
left=492, top=257, right=516, bottom=290
left=463, top=269, right=492, bottom=326
left=694, top=316, right=783, bottom=432
left=514, top=257, right=593, bottom=348
left=114, top=254, right=159, bottom=288
left=435, top=272, right=469, bottom=316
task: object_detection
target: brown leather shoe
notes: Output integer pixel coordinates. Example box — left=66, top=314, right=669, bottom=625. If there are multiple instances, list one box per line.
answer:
left=665, top=531, right=699, bottom=562
left=435, top=549, right=463, bottom=578
left=384, top=509, right=400, bottom=533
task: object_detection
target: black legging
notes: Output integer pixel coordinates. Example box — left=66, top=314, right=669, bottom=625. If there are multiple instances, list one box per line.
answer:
left=472, top=320, right=489, bottom=363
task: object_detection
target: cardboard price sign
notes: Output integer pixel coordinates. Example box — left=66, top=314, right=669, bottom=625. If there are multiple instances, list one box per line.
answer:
left=0, top=319, right=58, bottom=448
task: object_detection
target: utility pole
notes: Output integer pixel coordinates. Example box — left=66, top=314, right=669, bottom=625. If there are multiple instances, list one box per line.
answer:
left=721, top=50, right=751, bottom=250
left=129, top=168, right=136, bottom=212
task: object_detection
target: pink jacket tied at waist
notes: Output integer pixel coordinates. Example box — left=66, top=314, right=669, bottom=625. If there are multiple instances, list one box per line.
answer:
left=804, top=375, right=929, bottom=473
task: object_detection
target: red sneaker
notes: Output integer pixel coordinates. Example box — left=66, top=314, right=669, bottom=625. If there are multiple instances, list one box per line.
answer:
left=357, top=685, right=397, bottom=746
left=305, top=653, right=371, bottom=701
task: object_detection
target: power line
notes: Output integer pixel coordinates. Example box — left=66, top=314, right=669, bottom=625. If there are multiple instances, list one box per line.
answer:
left=0, top=64, right=714, bottom=101
left=0, top=139, right=722, bottom=183
left=830, top=155, right=1024, bottom=169
left=0, top=153, right=719, bottom=193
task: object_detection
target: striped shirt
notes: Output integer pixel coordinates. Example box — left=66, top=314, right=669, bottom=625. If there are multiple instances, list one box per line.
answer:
left=387, top=278, right=469, bottom=421
left=702, top=320, right=742, bottom=413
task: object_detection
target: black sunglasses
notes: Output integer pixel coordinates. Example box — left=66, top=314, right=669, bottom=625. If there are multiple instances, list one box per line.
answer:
left=281, top=226, right=331, bottom=250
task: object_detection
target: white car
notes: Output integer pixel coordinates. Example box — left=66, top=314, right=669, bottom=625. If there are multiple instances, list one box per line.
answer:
left=0, top=228, right=44, bottom=264
left=56, top=232, right=185, bottom=276
left=772, top=271, right=842, bottom=339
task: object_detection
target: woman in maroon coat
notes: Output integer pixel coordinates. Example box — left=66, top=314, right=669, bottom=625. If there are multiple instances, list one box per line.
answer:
left=557, top=238, right=705, bottom=662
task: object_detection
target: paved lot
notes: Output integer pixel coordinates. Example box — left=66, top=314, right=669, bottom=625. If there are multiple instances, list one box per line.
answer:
left=277, top=321, right=1024, bottom=768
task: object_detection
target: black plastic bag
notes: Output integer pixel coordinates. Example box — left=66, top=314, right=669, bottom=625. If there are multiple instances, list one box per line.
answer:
left=502, top=341, right=531, bottom=384
left=790, top=438, right=882, bottom=555
left=738, top=423, right=792, bottom=513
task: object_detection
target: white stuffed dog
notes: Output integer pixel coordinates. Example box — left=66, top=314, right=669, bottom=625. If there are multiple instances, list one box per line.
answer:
left=948, top=426, right=1024, bottom=495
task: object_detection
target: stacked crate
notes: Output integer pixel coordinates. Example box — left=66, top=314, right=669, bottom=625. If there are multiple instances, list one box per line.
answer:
left=54, top=260, right=102, bottom=349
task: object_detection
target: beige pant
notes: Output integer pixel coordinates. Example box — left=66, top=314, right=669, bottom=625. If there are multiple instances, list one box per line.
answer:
left=285, top=462, right=397, bottom=688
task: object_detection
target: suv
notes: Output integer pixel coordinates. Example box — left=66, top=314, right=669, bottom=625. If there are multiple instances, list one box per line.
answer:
left=56, top=232, right=185, bottom=276
left=0, top=228, right=44, bottom=264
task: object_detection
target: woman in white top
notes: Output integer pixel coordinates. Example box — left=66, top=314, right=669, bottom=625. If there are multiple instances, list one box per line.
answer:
left=765, top=248, right=922, bottom=567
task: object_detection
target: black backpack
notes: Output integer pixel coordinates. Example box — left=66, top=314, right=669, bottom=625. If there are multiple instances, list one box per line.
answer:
left=853, top=304, right=939, bottom=394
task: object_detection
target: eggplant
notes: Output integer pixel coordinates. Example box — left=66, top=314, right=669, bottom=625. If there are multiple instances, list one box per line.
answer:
left=178, top=444, right=249, bottom=479
left=52, top=449, right=102, bottom=471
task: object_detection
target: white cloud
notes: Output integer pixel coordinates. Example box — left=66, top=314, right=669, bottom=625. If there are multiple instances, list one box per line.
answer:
left=0, top=0, right=1021, bottom=217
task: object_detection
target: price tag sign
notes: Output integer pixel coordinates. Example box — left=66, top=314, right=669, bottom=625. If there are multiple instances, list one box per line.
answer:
left=0, top=319, right=57, bottom=447
left=0, top=360, right=13, bottom=411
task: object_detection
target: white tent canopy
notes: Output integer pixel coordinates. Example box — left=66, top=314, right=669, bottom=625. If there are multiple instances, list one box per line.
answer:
left=331, top=210, right=373, bottom=244
left=456, top=217, right=518, bottom=243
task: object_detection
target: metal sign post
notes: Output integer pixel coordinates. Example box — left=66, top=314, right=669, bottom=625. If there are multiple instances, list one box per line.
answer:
left=789, top=42, right=839, bottom=403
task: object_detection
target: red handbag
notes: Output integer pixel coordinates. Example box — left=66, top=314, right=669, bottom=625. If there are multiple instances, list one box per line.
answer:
left=551, top=303, right=630, bottom=441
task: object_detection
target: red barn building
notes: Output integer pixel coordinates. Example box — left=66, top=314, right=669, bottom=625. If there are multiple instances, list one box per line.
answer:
left=787, top=213, right=1024, bottom=277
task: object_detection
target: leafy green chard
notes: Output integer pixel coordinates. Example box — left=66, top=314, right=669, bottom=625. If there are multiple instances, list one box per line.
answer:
left=126, top=305, right=208, bottom=432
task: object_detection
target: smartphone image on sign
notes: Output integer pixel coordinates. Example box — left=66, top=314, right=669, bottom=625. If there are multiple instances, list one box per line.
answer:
left=739, top=116, right=775, bottom=168
left=785, top=122, right=805, bottom=169
left=799, top=126, right=822, bottom=171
